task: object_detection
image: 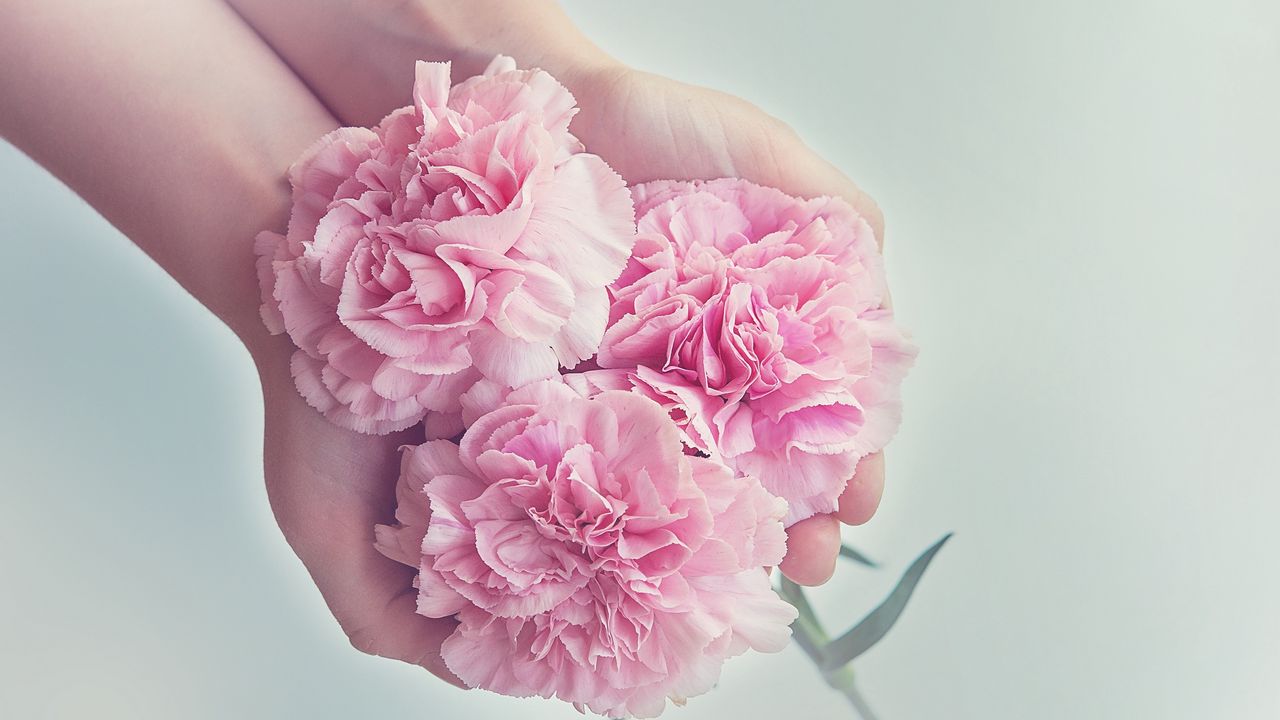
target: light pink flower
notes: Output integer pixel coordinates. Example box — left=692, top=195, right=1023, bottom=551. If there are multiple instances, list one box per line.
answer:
left=375, top=380, right=796, bottom=718
left=256, top=57, right=635, bottom=434
left=598, top=179, right=916, bottom=525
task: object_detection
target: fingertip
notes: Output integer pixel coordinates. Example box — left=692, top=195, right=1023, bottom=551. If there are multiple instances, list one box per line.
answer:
left=779, top=513, right=840, bottom=586
left=343, top=588, right=464, bottom=687
left=408, top=615, right=465, bottom=689
left=418, top=650, right=466, bottom=690
left=835, top=452, right=885, bottom=526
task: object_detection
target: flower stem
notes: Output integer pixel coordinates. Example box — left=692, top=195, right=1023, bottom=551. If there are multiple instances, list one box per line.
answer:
left=822, top=665, right=880, bottom=720
left=779, top=578, right=879, bottom=720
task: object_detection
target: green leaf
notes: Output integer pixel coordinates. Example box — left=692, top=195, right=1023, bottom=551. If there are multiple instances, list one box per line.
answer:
left=818, top=533, right=952, bottom=671
left=838, top=544, right=879, bottom=568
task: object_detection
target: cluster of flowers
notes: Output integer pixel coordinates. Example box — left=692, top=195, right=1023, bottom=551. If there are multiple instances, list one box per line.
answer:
left=256, top=57, right=914, bottom=718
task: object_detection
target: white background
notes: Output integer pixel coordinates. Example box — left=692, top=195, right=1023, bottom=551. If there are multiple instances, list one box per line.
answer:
left=2, top=1, right=1278, bottom=718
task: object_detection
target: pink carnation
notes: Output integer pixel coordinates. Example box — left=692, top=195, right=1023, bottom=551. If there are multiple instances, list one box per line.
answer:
left=375, top=380, right=796, bottom=718
left=597, top=179, right=916, bottom=525
left=256, top=56, right=636, bottom=435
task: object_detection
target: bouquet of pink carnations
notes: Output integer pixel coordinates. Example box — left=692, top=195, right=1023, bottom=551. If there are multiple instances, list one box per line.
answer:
left=256, top=56, right=942, bottom=719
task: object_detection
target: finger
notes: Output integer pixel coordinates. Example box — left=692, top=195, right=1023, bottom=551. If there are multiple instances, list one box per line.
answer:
left=350, top=589, right=461, bottom=685
left=259, top=343, right=462, bottom=684
left=835, top=452, right=886, bottom=526
left=779, top=513, right=840, bottom=586
left=0, top=0, right=337, bottom=341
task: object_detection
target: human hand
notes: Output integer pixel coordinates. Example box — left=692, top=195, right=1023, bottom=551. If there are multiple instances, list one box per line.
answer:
left=562, top=66, right=892, bottom=587
left=2, top=0, right=899, bottom=689
left=253, top=338, right=462, bottom=681
left=226, top=0, right=893, bottom=594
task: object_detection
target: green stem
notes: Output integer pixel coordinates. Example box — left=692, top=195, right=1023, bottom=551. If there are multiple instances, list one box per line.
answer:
left=822, top=665, right=880, bottom=720
left=779, top=579, right=879, bottom=720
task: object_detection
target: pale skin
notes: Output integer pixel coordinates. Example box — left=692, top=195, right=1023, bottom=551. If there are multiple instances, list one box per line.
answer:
left=1, top=0, right=890, bottom=684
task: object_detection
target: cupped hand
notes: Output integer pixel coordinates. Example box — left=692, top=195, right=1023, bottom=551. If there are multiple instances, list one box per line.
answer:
left=563, top=66, right=890, bottom=586
left=253, top=338, right=461, bottom=682
left=222, top=0, right=895, bottom=684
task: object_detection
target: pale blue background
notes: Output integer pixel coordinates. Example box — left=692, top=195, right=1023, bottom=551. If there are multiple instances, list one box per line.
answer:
left=2, top=1, right=1278, bottom=718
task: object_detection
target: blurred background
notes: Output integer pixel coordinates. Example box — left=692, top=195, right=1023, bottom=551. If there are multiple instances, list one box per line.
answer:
left=2, top=1, right=1278, bottom=718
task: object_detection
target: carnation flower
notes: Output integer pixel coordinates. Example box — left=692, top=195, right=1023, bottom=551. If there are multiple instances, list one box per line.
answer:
left=597, top=179, right=916, bottom=525
left=256, top=56, right=636, bottom=435
left=375, top=380, right=796, bottom=718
